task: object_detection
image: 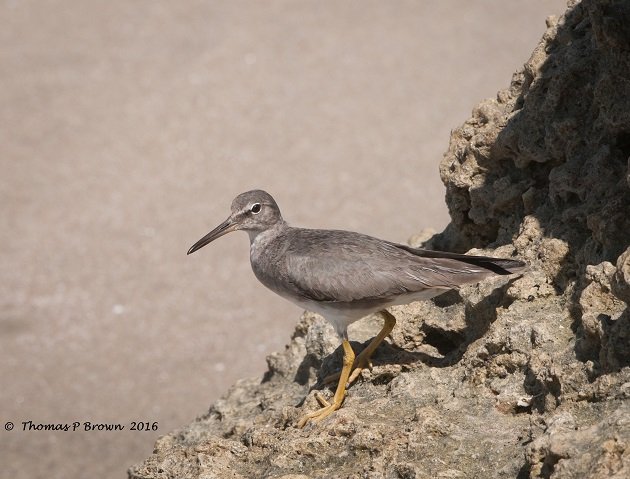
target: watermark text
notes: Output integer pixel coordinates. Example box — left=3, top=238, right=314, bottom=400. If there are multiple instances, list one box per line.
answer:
left=12, top=420, right=158, bottom=432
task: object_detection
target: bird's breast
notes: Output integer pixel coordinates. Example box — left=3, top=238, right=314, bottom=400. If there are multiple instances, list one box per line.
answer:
left=249, top=229, right=289, bottom=294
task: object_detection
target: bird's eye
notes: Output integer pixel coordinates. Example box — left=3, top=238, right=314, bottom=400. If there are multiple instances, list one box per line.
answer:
left=250, top=203, right=262, bottom=214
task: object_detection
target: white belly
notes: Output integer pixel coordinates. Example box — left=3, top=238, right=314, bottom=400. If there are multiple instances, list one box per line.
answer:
left=281, top=287, right=446, bottom=338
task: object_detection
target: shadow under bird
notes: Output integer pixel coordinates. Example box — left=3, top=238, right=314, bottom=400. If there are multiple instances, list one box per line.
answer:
left=187, top=190, right=526, bottom=427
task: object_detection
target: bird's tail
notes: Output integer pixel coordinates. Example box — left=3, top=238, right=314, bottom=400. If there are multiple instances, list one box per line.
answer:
left=401, top=246, right=527, bottom=276
left=455, top=255, right=527, bottom=276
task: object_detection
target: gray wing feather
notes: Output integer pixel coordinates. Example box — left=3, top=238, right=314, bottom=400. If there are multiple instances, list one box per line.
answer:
left=279, top=229, right=518, bottom=303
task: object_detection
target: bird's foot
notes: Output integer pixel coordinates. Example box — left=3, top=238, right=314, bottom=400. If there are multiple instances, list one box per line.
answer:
left=297, top=391, right=344, bottom=428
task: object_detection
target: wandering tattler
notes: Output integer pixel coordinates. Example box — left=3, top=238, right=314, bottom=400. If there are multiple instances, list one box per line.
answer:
left=187, top=190, right=526, bottom=427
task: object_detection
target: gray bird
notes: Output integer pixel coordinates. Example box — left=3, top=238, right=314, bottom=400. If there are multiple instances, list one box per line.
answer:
left=187, top=190, right=526, bottom=427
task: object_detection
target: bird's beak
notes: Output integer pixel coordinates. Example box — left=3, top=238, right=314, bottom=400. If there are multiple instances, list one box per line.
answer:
left=187, top=218, right=237, bottom=255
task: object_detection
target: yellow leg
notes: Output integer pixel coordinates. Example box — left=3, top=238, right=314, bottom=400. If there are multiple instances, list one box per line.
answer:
left=297, top=339, right=355, bottom=428
left=323, top=310, right=397, bottom=385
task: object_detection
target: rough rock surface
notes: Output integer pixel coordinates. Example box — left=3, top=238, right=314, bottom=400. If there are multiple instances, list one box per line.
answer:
left=129, top=1, right=630, bottom=477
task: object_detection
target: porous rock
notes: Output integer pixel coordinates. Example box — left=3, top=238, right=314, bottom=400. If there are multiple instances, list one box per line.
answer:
left=130, top=1, right=630, bottom=477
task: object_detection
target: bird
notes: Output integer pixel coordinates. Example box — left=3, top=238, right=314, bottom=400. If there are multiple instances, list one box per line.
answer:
left=187, top=190, right=526, bottom=427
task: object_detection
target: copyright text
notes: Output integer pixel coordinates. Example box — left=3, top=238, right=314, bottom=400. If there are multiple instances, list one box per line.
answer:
left=18, top=420, right=158, bottom=432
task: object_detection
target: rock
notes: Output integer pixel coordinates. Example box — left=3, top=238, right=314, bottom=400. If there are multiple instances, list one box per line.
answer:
left=129, top=1, right=630, bottom=477
left=526, top=404, right=630, bottom=478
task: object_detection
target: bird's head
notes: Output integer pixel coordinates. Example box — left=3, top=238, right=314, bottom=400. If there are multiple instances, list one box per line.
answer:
left=187, top=190, right=283, bottom=255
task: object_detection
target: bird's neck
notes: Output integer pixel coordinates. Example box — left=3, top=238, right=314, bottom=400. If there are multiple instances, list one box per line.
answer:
left=247, top=220, right=288, bottom=247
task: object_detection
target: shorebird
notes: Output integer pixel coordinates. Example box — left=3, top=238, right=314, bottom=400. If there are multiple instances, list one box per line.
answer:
left=187, top=190, right=525, bottom=427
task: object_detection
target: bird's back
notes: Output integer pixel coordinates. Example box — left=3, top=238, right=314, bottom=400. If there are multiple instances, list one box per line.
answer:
left=250, top=226, right=525, bottom=306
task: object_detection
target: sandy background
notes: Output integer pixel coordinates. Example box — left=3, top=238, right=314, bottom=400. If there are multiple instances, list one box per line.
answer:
left=1, top=1, right=566, bottom=477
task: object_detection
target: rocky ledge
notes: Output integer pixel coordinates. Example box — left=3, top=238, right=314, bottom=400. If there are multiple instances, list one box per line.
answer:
left=130, top=1, right=630, bottom=477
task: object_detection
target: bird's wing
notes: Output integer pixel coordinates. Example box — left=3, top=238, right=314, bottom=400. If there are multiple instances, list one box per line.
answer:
left=392, top=243, right=527, bottom=275
left=280, top=229, right=516, bottom=303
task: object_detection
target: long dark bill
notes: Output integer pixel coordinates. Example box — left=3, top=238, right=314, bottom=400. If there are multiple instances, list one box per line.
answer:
left=187, top=219, right=236, bottom=255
